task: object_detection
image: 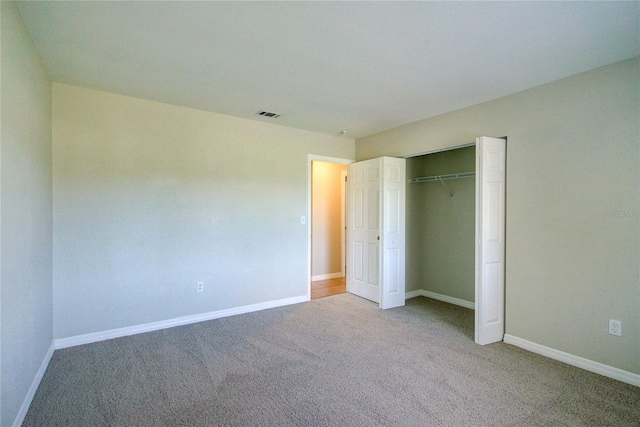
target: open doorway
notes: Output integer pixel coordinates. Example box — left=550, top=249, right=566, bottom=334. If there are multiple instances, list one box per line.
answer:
left=308, top=157, right=351, bottom=299
left=406, top=145, right=477, bottom=308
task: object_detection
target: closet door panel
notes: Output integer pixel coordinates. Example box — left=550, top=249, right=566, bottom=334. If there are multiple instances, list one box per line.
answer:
left=475, top=137, right=506, bottom=345
left=482, top=262, right=501, bottom=323
left=368, top=243, right=379, bottom=286
left=348, top=157, right=406, bottom=308
left=384, top=248, right=400, bottom=293
left=368, top=188, right=379, bottom=230
left=380, top=157, right=406, bottom=309
left=385, top=188, right=400, bottom=233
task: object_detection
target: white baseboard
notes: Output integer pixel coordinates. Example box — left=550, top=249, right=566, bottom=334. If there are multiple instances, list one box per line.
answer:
left=405, top=290, right=424, bottom=299
left=405, top=289, right=475, bottom=310
left=504, top=334, right=640, bottom=388
left=55, top=295, right=308, bottom=350
left=311, top=272, right=344, bottom=282
left=13, top=342, right=55, bottom=427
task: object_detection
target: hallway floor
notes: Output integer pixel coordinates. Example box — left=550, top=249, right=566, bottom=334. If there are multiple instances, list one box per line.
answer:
left=311, top=277, right=346, bottom=299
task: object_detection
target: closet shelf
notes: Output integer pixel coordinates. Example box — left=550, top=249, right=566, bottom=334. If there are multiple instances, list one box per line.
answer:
left=409, top=171, right=475, bottom=183
left=408, top=171, right=475, bottom=197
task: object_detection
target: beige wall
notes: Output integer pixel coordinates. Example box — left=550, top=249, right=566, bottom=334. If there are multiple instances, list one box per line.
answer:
left=358, top=57, right=640, bottom=374
left=52, top=83, right=355, bottom=339
left=1, top=2, right=53, bottom=425
left=407, top=146, right=475, bottom=301
left=311, top=161, right=347, bottom=278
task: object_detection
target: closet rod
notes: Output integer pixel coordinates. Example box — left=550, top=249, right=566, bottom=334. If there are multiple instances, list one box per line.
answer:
left=408, top=171, right=475, bottom=183
left=409, top=171, right=475, bottom=197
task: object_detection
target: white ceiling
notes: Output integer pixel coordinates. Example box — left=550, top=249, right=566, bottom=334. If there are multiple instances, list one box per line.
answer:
left=16, top=1, right=640, bottom=140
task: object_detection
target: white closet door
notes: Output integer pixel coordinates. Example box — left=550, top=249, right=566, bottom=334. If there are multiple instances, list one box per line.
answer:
left=475, top=137, right=506, bottom=345
left=347, top=157, right=406, bottom=309
left=380, top=157, right=406, bottom=309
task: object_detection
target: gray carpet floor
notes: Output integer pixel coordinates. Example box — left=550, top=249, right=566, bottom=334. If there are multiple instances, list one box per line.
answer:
left=24, top=295, right=640, bottom=426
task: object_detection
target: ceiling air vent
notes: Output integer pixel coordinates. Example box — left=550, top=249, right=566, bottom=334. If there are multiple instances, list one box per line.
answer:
left=255, top=110, right=281, bottom=118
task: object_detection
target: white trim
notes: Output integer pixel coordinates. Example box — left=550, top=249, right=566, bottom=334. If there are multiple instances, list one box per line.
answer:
left=402, top=142, right=476, bottom=159
left=405, top=289, right=475, bottom=310
left=340, top=169, right=347, bottom=278
left=308, top=155, right=354, bottom=165
left=405, top=290, right=424, bottom=299
left=311, top=272, right=344, bottom=282
left=13, top=342, right=55, bottom=427
left=504, top=334, right=640, bottom=388
left=55, top=295, right=308, bottom=350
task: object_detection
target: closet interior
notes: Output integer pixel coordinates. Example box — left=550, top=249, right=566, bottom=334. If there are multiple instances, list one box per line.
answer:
left=406, top=145, right=476, bottom=306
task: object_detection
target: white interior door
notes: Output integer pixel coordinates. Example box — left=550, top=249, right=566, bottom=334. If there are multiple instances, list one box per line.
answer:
left=347, top=157, right=406, bottom=309
left=475, top=136, right=506, bottom=345
left=348, top=158, right=381, bottom=303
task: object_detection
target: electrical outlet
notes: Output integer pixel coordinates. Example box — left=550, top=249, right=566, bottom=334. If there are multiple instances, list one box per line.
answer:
left=197, top=282, right=204, bottom=293
left=608, top=319, right=621, bottom=336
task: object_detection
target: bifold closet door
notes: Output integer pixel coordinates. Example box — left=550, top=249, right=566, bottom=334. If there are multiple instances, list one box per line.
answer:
left=347, top=157, right=405, bottom=309
left=475, top=136, right=506, bottom=345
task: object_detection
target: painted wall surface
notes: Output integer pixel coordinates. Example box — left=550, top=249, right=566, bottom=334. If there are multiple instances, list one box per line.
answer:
left=52, top=83, right=355, bottom=339
left=312, top=161, right=347, bottom=277
left=406, top=147, right=475, bottom=302
left=0, top=2, right=54, bottom=425
left=358, top=57, right=640, bottom=374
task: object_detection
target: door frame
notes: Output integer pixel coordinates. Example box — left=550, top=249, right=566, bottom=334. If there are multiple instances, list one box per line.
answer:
left=307, top=155, right=354, bottom=301
left=404, top=138, right=506, bottom=344
left=341, top=169, right=347, bottom=278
